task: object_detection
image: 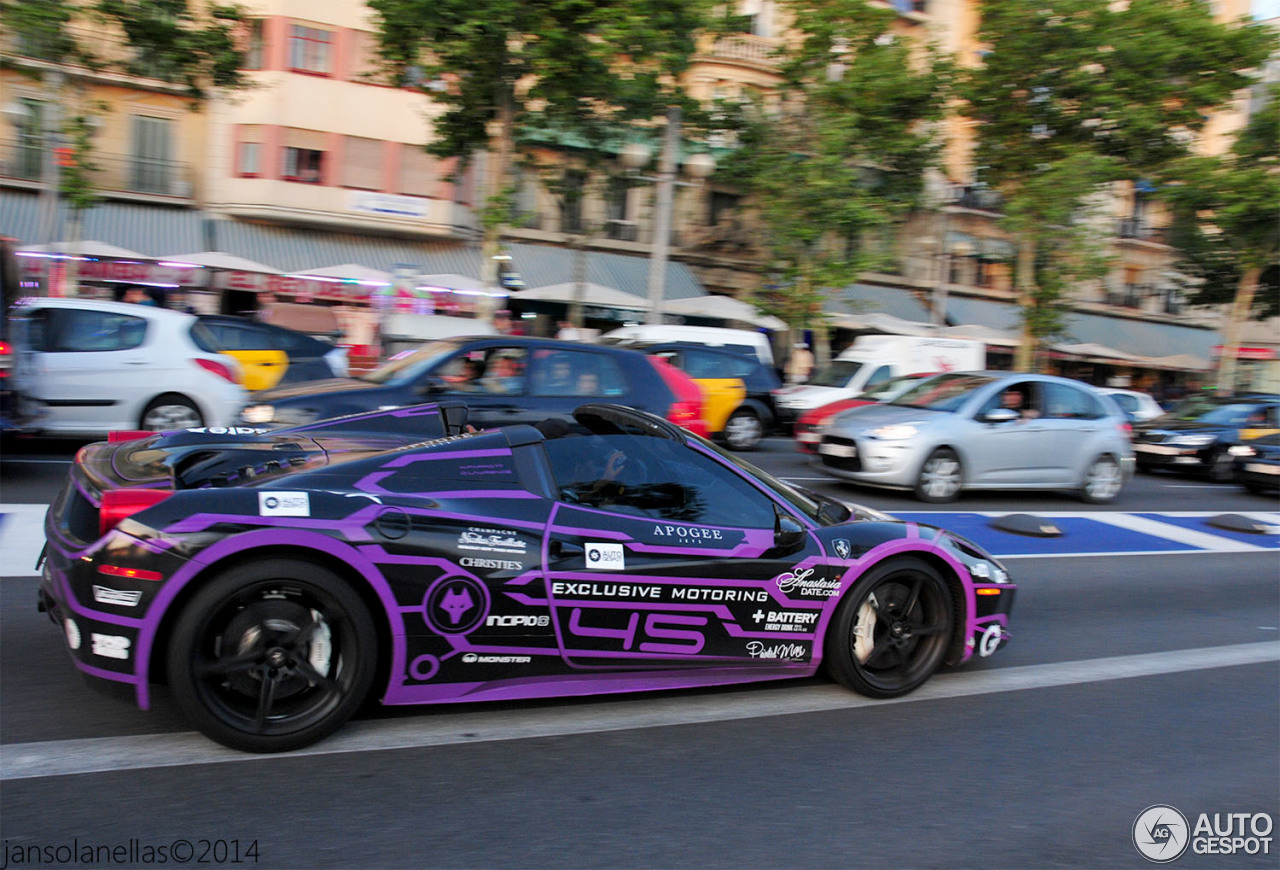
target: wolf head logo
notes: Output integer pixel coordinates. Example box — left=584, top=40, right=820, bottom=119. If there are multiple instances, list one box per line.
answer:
left=439, top=585, right=475, bottom=625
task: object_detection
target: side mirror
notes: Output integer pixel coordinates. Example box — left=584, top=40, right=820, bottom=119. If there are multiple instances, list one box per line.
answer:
left=982, top=408, right=1020, bottom=424
left=774, top=505, right=806, bottom=552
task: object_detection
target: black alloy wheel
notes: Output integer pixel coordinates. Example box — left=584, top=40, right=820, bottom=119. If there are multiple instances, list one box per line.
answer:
left=167, top=560, right=377, bottom=753
left=825, top=557, right=953, bottom=698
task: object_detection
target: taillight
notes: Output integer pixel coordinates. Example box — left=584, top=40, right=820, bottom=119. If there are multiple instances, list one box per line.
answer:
left=667, top=400, right=709, bottom=437
left=194, top=357, right=240, bottom=384
left=98, top=563, right=164, bottom=582
left=0, top=339, right=11, bottom=378
left=108, top=430, right=152, bottom=442
left=99, top=488, right=171, bottom=537
left=1120, top=422, right=1133, bottom=439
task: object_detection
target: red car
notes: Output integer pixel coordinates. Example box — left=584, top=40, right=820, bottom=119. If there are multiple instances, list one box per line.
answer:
left=794, top=373, right=934, bottom=454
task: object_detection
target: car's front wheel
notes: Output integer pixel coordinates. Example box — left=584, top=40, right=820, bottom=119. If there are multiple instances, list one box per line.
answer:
left=1080, top=454, right=1123, bottom=504
left=723, top=408, right=764, bottom=451
left=167, top=559, right=377, bottom=753
left=141, top=395, right=202, bottom=431
left=1207, top=449, right=1235, bottom=483
left=914, top=448, right=962, bottom=503
left=825, top=557, right=953, bottom=698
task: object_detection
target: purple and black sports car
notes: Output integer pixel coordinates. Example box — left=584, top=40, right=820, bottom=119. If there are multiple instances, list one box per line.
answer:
left=39, top=402, right=1016, bottom=752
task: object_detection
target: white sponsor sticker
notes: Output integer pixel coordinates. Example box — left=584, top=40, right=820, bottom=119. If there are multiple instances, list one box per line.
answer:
left=90, top=633, right=131, bottom=660
left=259, top=491, right=311, bottom=517
left=92, top=586, right=143, bottom=607
left=585, top=543, right=626, bottom=571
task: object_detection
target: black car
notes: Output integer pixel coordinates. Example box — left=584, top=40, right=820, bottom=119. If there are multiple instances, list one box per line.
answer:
left=39, top=401, right=1015, bottom=752
left=239, top=336, right=690, bottom=431
left=1132, top=394, right=1280, bottom=481
left=195, top=314, right=347, bottom=392
left=1231, top=431, right=1280, bottom=494
left=640, top=342, right=782, bottom=450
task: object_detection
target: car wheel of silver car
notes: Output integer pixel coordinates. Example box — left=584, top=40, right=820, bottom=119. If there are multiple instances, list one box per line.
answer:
left=141, top=395, right=203, bottom=431
left=914, top=448, right=963, bottom=503
left=825, top=557, right=953, bottom=698
left=167, top=559, right=377, bottom=753
left=1080, top=454, right=1123, bottom=504
left=724, top=409, right=764, bottom=451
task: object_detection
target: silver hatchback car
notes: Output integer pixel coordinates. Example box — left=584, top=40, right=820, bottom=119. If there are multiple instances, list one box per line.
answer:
left=816, top=372, right=1135, bottom=503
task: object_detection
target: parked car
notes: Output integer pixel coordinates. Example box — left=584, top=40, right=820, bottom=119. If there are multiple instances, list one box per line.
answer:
left=240, top=336, right=690, bottom=432
left=793, top=373, right=934, bottom=454
left=11, top=298, right=246, bottom=436
left=601, top=324, right=776, bottom=366
left=640, top=343, right=781, bottom=450
left=1097, top=388, right=1165, bottom=423
left=196, top=314, right=348, bottom=392
left=39, top=401, right=1015, bottom=752
left=816, top=372, right=1134, bottom=503
left=1229, top=432, right=1280, bottom=494
left=1132, top=394, right=1280, bottom=481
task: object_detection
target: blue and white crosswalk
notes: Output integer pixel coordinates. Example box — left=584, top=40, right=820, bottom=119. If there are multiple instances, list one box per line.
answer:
left=894, top=510, right=1280, bottom=558
left=1, top=505, right=1277, bottom=577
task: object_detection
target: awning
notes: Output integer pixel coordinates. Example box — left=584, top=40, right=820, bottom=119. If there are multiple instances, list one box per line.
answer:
left=510, top=282, right=649, bottom=310
left=825, top=283, right=934, bottom=325
left=19, top=240, right=150, bottom=259
left=1213, top=345, right=1279, bottom=361
left=665, top=294, right=787, bottom=330
left=158, top=251, right=283, bottom=274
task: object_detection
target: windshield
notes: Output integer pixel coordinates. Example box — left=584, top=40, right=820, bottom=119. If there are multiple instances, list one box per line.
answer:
left=806, top=359, right=863, bottom=388
left=889, top=372, right=998, bottom=412
left=860, top=373, right=926, bottom=402
left=361, top=338, right=463, bottom=384
left=1168, top=399, right=1272, bottom=426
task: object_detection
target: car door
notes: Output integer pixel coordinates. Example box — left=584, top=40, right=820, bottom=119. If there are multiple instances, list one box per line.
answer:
left=1036, top=381, right=1114, bottom=483
left=541, top=426, right=827, bottom=670
left=20, top=306, right=154, bottom=433
left=960, top=380, right=1051, bottom=484
left=417, top=344, right=540, bottom=427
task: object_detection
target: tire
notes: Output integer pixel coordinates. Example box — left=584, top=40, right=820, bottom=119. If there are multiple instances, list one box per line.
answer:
left=1079, top=454, right=1123, bottom=504
left=723, top=408, right=764, bottom=451
left=166, top=559, right=377, bottom=752
left=825, top=557, right=953, bottom=698
left=914, top=448, right=962, bottom=503
left=1206, top=449, right=1235, bottom=483
left=141, top=395, right=203, bottom=431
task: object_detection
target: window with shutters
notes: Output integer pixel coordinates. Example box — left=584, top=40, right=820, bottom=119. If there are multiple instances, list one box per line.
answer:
left=398, top=146, right=436, bottom=197
left=343, top=136, right=383, bottom=190
left=130, top=116, right=174, bottom=194
left=289, top=25, right=332, bottom=75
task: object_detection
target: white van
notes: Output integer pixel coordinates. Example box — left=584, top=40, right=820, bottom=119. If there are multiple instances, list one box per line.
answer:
left=600, top=324, right=775, bottom=366
left=773, top=334, right=985, bottom=426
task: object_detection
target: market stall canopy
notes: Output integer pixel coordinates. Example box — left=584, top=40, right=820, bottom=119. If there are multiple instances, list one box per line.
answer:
left=157, top=251, right=283, bottom=274
left=288, top=263, right=393, bottom=284
left=938, top=323, right=1022, bottom=348
left=416, top=273, right=493, bottom=294
left=664, top=294, right=787, bottom=330
left=829, top=310, right=937, bottom=337
left=511, top=282, right=649, bottom=310
left=19, top=240, right=150, bottom=259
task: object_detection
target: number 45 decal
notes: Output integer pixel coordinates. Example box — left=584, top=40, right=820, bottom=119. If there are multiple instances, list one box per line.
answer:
left=569, top=608, right=707, bottom=654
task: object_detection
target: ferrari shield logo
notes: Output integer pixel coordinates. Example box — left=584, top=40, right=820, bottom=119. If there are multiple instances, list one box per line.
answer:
left=834, top=539, right=851, bottom=560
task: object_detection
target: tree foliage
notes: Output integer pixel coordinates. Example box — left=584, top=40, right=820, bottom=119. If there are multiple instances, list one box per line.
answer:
left=1, top=0, right=247, bottom=102
left=721, top=0, right=952, bottom=347
left=961, top=0, right=1275, bottom=369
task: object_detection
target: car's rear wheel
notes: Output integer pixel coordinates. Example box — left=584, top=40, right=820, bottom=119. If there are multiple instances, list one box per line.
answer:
left=1079, top=454, right=1123, bottom=504
left=825, top=557, right=953, bottom=698
left=141, top=395, right=202, bottom=431
left=167, top=559, right=377, bottom=753
left=914, top=448, right=962, bottom=503
left=723, top=408, right=764, bottom=451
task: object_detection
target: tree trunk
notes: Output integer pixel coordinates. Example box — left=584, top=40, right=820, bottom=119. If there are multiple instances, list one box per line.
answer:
left=479, top=95, right=517, bottom=324
left=1214, top=265, right=1261, bottom=396
left=1014, top=235, right=1037, bottom=372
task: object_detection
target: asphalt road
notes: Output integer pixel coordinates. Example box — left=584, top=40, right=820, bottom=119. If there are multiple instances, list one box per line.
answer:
left=2, top=435, right=1277, bottom=868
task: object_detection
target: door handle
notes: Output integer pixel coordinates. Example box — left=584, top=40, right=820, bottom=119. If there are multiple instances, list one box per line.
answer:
left=550, top=541, right=584, bottom=559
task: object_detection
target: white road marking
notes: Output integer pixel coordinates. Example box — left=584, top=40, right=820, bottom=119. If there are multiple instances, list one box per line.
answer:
left=0, top=504, right=47, bottom=575
left=2, top=641, right=1275, bottom=782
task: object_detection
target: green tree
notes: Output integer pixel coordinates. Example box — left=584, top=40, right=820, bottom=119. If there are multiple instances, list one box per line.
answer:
left=1166, top=83, right=1280, bottom=393
left=961, top=0, right=1275, bottom=371
left=721, top=0, right=952, bottom=361
left=368, top=0, right=718, bottom=305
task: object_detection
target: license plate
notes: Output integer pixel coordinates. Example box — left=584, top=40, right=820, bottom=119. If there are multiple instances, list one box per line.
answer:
left=797, top=432, right=820, bottom=444
left=819, top=442, right=856, bottom=458
left=1245, top=462, right=1280, bottom=475
left=1134, top=443, right=1179, bottom=455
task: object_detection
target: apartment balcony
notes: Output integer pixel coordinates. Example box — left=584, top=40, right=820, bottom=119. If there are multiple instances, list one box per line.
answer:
left=1116, top=217, right=1169, bottom=245
left=697, top=33, right=782, bottom=71
left=2, top=23, right=190, bottom=93
left=944, top=183, right=1004, bottom=213
left=0, top=139, right=195, bottom=202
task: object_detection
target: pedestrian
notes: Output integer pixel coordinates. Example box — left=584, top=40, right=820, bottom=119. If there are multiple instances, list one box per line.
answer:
left=556, top=320, right=583, bottom=341
left=786, top=343, right=814, bottom=384
left=122, top=286, right=157, bottom=306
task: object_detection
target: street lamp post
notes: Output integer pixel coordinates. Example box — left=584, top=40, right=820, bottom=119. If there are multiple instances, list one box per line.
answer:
left=619, top=107, right=714, bottom=325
